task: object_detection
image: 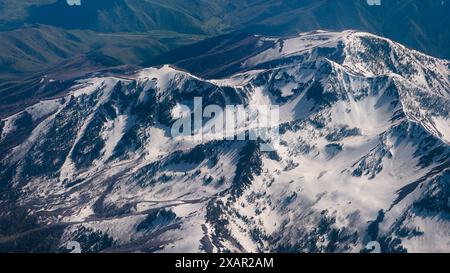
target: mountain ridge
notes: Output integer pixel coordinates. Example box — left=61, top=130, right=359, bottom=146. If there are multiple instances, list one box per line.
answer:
left=1, top=0, right=450, bottom=83
left=0, top=30, right=449, bottom=253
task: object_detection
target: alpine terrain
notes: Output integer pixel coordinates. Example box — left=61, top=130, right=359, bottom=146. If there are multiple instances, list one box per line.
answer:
left=0, top=30, right=449, bottom=253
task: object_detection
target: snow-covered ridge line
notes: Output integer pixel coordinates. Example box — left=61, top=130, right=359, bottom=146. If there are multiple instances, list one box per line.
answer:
left=1, top=30, right=450, bottom=253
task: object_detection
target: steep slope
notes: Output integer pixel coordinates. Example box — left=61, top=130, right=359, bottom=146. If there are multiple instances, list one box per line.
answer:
left=0, top=31, right=449, bottom=253
left=2, top=0, right=450, bottom=87
left=0, top=52, right=139, bottom=119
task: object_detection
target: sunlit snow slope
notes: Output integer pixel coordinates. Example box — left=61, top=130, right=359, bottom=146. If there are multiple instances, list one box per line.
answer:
left=0, top=30, right=449, bottom=253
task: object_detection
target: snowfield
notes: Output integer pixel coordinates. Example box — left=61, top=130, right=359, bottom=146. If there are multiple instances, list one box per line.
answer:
left=0, top=30, right=449, bottom=253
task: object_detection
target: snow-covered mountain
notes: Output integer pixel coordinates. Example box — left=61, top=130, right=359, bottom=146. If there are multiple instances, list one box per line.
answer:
left=0, top=30, right=449, bottom=253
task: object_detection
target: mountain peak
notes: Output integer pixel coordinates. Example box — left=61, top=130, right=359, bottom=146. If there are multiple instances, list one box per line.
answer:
left=0, top=30, right=449, bottom=253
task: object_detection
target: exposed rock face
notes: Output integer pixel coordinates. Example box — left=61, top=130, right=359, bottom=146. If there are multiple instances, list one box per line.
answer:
left=1, top=31, right=449, bottom=253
